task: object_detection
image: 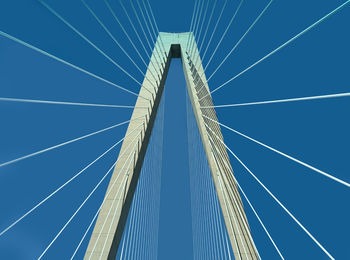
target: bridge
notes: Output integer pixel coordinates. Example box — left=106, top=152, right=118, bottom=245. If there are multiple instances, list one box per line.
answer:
left=0, top=0, right=349, bottom=259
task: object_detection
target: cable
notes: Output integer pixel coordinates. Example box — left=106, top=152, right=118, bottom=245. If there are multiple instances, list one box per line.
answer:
left=0, top=116, right=143, bottom=168
left=81, top=0, right=156, bottom=94
left=201, top=92, right=350, bottom=108
left=37, top=156, right=120, bottom=260
left=38, top=0, right=146, bottom=90
left=0, top=30, right=145, bottom=99
left=207, top=0, right=275, bottom=82
left=0, top=121, right=144, bottom=237
left=206, top=123, right=336, bottom=260
left=0, top=96, right=145, bottom=109
left=203, top=115, right=350, bottom=188
left=206, top=0, right=350, bottom=99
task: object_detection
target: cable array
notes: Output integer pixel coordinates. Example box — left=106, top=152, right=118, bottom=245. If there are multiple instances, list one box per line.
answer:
left=186, top=90, right=233, bottom=260
left=117, top=92, right=165, bottom=260
left=1, top=0, right=349, bottom=259
left=185, top=1, right=350, bottom=258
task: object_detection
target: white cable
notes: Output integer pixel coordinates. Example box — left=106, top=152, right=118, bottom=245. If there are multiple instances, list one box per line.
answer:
left=67, top=126, right=142, bottom=259
left=135, top=0, right=164, bottom=68
left=203, top=115, right=350, bottom=188
left=194, top=0, right=218, bottom=68
left=98, top=151, right=136, bottom=260
left=186, top=0, right=199, bottom=52
left=0, top=121, right=144, bottom=237
left=203, top=0, right=245, bottom=73
left=118, top=190, right=135, bottom=260
left=215, top=195, right=227, bottom=260
left=137, top=0, right=164, bottom=63
left=207, top=121, right=336, bottom=259
left=207, top=0, right=275, bottom=82
left=122, top=178, right=140, bottom=260
left=189, top=0, right=205, bottom=61
left=87, top=133, right=142, bottom=259
left=201, top=0, right=228, bottom=63
left=103, top=0, right=158, bottom=84
left=201, top=92, right=350, bottom=108
left=217, top=172, right=242, bottom=260
left=196, top=0, right=245, bottom=95
left=200, top=113, right=240, bottom=259
left=192, top=0, right=210, bottom=66
left=236, top=177, right=284, bottom=259
left=207, top=0, right=350, bottom=98
left=204, top=155, right=219, bottom=259
left=38, top=0, right=145, bottom=89
left=0, top=96, right=144, bottom=109
left=118, top=0, right=161, bottom=80
left=188, top=0, right=203, bottom=60
left=206, top=124, right=265, bottom=259
left=0, top=31, right=144, bottom=99
left=81, top=0, right=156, bottom=93
left=146, top=0, right=167, bottom=55
left=0, top=116, right=143, bottom=168
left=120, top=148, right=143, bottom=260
left=37, top=155, right=120, bottom=260
left=129, top=0, right=162, bottom=69
left=206, top=131, right=250, bottom=258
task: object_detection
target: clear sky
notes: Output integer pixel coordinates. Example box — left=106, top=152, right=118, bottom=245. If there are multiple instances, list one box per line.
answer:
left=0, top=0, right=349, bottom=259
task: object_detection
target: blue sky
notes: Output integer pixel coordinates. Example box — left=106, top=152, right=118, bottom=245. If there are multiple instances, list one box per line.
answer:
left=0, top=0, right=349, bottom=259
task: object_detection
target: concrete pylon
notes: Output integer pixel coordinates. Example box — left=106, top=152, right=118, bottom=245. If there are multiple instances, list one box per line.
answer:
left=84, top=32, right=259, bottom=260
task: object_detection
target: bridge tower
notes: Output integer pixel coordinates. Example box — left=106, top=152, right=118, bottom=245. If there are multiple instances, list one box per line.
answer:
left=84, top=32, right=259, bottom=260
